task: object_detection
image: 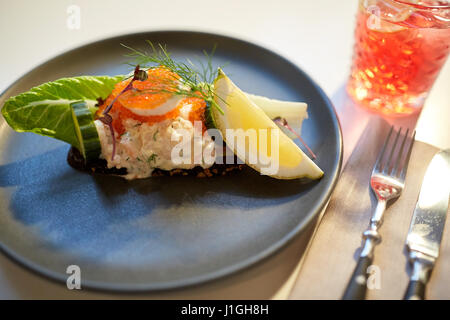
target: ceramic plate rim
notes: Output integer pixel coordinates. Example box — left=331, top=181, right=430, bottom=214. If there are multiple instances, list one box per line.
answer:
left=0, top=30, right=343, bottom=292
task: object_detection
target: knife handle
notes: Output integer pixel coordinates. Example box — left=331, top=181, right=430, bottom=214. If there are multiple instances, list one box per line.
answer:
left=403, top=253, right=433, bottom=300
left=342, top=255, right=373, bottom=300
left=404, top=280, right=426, bottom=300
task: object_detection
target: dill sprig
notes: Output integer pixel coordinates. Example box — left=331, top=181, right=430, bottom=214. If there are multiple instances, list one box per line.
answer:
left=121, top=41, right=224, bottom=114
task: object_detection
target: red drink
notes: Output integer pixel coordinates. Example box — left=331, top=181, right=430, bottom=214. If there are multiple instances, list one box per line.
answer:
left=348, top=0, right=450, bottom=116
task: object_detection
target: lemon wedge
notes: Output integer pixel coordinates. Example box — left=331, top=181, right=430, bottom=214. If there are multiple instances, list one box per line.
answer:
left=246, top=93, right=308, bottom=139
left=211, top=69, right=323, bottom=180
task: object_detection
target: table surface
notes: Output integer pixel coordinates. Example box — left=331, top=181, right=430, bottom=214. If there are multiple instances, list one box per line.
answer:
left=0, top=0, right=449, bottom=299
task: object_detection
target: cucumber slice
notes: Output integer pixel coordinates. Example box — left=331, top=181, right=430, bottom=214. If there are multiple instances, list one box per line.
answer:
left=204, top=101, right=218, bottom=130
left=70, top=101, right=101, bottom=162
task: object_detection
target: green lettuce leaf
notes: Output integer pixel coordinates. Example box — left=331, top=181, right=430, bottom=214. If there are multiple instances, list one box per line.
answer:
left=1, top=75, right=124, bottom=149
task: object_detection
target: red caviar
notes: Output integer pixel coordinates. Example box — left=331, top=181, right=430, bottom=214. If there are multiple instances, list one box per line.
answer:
left=181, top=97, right=208, bottom=133
left=97, top=67, right=207, bottom=135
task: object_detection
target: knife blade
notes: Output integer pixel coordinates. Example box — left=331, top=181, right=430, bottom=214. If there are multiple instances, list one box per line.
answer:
left=404, top=149, right=450, bottom=300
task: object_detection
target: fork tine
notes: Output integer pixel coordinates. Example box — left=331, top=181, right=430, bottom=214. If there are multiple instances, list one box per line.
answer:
left=399, top=130, right=416, bottom=180
left=383, top=127, right=402, bottom=174
left=373, top=125, right=394, bottom=174
left=391, top=128, right=409, bottom=176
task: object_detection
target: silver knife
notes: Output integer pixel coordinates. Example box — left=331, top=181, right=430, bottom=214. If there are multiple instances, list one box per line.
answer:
left=404, top=149, right=450, bottom=300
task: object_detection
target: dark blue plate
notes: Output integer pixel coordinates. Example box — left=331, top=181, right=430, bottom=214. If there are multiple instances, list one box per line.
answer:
left=0, top=31, right=342, bottom=291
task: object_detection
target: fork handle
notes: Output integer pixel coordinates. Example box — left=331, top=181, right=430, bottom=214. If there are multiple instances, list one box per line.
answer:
left=342, top=255, right=373, bottom=300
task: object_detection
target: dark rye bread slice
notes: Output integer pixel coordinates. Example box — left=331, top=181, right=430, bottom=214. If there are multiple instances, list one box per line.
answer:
left=67, top=146, right=244, bottom=178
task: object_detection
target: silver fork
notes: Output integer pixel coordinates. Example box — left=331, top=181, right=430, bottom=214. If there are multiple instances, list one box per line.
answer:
left=342, top=126, right=415, bottom=300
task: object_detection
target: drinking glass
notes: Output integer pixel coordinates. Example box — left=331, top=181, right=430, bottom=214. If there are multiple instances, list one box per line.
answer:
left=347, top=0, right=450, bottom=116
